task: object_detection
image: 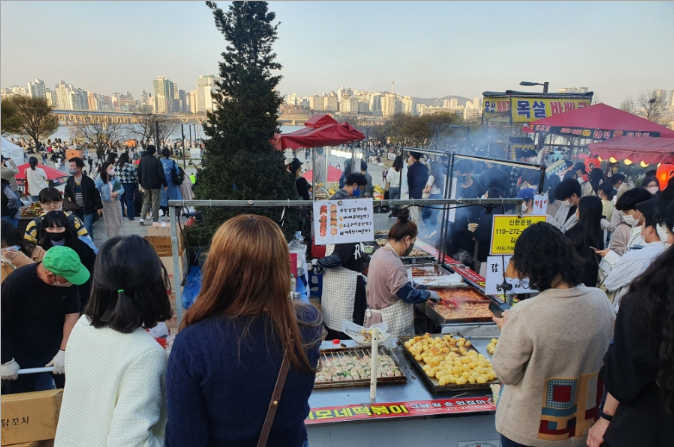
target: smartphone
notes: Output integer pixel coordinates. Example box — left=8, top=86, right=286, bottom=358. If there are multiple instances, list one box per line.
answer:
left=3, top=246, right=20, bottom=252
left=589, top=246, right=599, bottom=251
left=489, top=301, right=511, bottom=318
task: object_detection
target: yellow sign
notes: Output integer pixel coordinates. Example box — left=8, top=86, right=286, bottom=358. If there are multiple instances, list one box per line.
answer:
left=510, top=97, right=592, bottom=123
left=490, top=215, right=547, bottom=255
left=482, top=96, right=593, bottom=124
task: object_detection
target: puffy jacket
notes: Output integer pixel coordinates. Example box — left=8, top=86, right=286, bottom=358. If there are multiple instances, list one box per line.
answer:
left=137, top=155, right=167, bottom=190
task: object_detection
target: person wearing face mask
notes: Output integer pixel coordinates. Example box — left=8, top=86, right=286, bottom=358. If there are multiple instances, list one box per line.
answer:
left=64, top=157, right=103, bottom=237
left=311, top=173, right=368, bottom=340
left=548, top=178, right=582, bottom=233
left=515, top=187, right=535, bottom=215
left=1, top=246, right=89, bottom=394
left=601, top=188, right=652, bottom=258
left=24, top=187, right=98, bottom=255
left=598, top=203, right=667, bottom=312
left=364, top=208, right=444, bottom=337
left=95, top=162, right=124, bottom=239
left=642, top=176, right=660, bottom=196
left=37, top=211, right=96, bottom=307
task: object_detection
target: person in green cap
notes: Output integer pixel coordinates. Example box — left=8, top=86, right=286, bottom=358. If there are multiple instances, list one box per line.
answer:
left=1, top=246, right=90, bottom=394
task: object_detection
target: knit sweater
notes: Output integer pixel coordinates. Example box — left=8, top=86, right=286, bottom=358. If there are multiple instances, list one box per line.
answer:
left=165, top=305, right=322, bottom=447
left=492, top=286, right=614, bottom=447
left=54, top=316, right=167, bottom=447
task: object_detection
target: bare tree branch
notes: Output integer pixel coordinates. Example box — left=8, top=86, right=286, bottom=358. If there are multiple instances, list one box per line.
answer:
left=636, top=89, right=665, bottom=122
left=69, top=119, right=125, bottom=158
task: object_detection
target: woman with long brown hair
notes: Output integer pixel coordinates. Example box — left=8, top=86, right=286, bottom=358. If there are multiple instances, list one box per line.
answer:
left=166, top=214, right=322, bottom=447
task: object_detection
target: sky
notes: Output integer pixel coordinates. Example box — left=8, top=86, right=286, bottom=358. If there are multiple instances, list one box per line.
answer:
left=2, top=1, right=673, bottom=106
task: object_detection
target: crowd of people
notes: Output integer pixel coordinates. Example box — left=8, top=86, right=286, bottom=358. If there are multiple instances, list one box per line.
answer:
left=2, top=137, right=674, bottom=447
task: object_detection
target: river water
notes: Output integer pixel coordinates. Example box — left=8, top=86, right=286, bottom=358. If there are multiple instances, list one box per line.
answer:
left=46, top=124, right=304, bottom=142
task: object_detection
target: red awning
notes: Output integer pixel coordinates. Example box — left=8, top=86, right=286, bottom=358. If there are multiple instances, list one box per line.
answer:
left=588, top=136, right=674, bottom=165
left=15, top=163, right=69, bottom=181
left=304, top=114, right=339, bottom=129
left=529, top=103, right=674, bottom=139
left=274, top=122, right=365, bottom=151
left=302, top=165, right=343, bottom=183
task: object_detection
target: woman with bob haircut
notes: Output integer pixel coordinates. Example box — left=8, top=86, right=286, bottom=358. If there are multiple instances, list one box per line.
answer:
left=54, top=235, right=172, bottom=447
left=491, top=222, right=614, bottom=447
left=166, top=214, right=322, bottom=447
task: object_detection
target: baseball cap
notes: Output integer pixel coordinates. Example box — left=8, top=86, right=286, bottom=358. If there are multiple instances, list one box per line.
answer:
left=516, top=188, right=535, bottom=201
left=42, top=246, right=90, bottom=286
left=573, top=162, right=586, bottom=174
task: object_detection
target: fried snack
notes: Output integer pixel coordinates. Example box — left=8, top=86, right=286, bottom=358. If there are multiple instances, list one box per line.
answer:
left=404, top=333, right=497, bottom=386
left=486, top=338, right=499, bottom=354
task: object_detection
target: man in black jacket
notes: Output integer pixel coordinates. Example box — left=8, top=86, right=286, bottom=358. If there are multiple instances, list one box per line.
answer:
left=64, top=157, right=103, bottom=237
left=137, top=145, right=167, bottom=225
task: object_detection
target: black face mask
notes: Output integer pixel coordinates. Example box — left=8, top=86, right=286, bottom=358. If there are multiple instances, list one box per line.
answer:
left=48, top=232, right=66, bottom=242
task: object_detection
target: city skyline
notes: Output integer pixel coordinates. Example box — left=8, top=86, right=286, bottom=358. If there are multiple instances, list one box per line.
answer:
left=2, top=2, right=673, bottom=107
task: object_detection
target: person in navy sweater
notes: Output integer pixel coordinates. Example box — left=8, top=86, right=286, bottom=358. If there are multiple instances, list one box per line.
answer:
left=166, top=214, right=323, bottom=447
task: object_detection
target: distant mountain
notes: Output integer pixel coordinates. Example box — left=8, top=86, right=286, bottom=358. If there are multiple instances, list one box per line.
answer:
left=413, top=95, right=472, bottom=107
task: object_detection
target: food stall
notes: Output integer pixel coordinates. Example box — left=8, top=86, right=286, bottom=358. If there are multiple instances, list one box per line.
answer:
left=168, top=150, right=539, bottom=445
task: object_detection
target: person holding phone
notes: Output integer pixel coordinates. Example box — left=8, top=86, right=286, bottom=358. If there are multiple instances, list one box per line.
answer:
left=491, top=222, right=614, bottom=447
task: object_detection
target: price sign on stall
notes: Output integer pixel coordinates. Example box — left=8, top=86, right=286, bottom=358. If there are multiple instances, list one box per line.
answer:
left=532, top=194, right=548, bottom=215
left=490, top=215, right=547, bottom=255
left=313, top=198, right=374, bottom=245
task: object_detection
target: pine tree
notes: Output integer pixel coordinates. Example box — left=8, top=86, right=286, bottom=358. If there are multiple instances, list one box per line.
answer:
left=189, top=1, right=299, bottom=246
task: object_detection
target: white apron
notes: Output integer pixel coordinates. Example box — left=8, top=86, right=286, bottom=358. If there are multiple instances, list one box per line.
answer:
left=321, top=244, right=358, bottom=331
left=364, top=299, right=414, bottom=337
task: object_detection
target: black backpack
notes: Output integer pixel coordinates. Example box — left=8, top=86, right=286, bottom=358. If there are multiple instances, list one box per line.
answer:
left=170, top=160, right=183, bottom=185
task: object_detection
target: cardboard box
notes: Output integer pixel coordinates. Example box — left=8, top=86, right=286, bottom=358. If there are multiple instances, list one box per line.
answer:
left=1, top=390, right=63, bottom=445
left=146, top=224, right=186, bottom=252
left=7, top=440, right=54, bottom=447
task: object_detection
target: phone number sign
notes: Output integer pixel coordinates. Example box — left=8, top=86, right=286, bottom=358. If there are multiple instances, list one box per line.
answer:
left=490, top=215, right=547, bottom=255
left=306, top=397, right=495, bottom=425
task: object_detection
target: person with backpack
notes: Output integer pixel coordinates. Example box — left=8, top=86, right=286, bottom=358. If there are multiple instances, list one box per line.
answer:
left=159, top=148, right=182, bottom=222
left=137, top=145, right=167, bottom=225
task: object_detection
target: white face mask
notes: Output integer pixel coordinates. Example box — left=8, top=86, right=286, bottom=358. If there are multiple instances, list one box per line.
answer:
left=559, top=200, right=571, bottom=208
left=521, top=202, right=528, bottom=212
left=657, top=223, right=669, bottom=243
left=623, top=214, right=637, bottom=227
left=107, top=170, right=115, bottom=177
left=52, top=278, right=73, bottom=288
left=647, top=186, right=659, bottom=195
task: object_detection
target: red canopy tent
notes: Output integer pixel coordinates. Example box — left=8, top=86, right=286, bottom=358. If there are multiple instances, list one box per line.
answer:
left=274, top=115, right=365, bottom=151
left=301, top=165, right=343, bottom=183
left=588, top=136, right=674, bottom=165
left=15, top=163, right=69, bottom=181
left=526, top=103, right=674, bottom=140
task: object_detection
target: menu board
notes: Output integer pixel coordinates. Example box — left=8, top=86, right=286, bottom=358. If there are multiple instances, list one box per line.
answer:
left=313, top=199, right=374, bottom=245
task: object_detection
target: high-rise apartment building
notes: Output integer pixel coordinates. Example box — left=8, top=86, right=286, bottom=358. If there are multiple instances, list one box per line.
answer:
left=45, top=89, right=57, bottom=107
left=309, top=95, right=323, bottom=110
left=69, top=88, right=88, bottom=111
left=153, top=76, right=177, bottom=113
left=27, top=79, right=46, bottom=99
left=401, top=96, right=415, bottom=115
left=197, top=75, right=217, bottom=113
left=369, top=93, right=382, bottom=114
left=381, top=94, right=398, bottom=118
left=340, top=96, right=359, bottom=115
left=324, top=94, right=338, bottom=112
left=189, top=90, right=198, bottom=113
left=87, top=92, right=99, bottom=111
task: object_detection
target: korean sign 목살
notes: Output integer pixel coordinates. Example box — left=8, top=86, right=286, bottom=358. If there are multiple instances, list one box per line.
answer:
left=482, top=96, right=592, bottom=124
left=490, top=215, right=547, bottom=255
left=313, top=199, right=374, bottom=245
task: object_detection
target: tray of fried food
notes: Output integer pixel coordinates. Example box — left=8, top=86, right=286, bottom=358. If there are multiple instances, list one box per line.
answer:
left=400, top=333, right=498, bottom=392
left=425, top=287, right=494, bottom=323
left=408, top=265, right=452, bottom=278
left=314, top=345, right=406, bottom=389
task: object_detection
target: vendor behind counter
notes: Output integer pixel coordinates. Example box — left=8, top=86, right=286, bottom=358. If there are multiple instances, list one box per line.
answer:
left=364, top=208, right=444, bottom=337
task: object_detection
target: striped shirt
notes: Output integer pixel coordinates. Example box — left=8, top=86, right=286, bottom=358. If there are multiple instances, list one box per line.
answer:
left=74, top=180, right=84, bottom=208
left=24, top=211, right=89, bottom=244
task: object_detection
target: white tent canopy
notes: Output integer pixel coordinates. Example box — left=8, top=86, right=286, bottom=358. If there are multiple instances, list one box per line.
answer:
left=1, top=136, right=26, bottom=162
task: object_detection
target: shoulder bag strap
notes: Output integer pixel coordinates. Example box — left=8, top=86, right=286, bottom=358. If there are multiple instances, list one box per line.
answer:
left=257, top=351, right=292, bottom=447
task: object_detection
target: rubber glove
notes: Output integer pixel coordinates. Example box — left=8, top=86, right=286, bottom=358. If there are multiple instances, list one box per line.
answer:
left=1, top=359, right=20, bottom=380
left=427, top=291, right=441, bottom=302
left=46, top=350, right=66, bottom=375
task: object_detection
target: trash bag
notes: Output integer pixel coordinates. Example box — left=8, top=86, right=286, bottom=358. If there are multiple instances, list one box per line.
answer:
left=182, top=265, right=202, bottom=310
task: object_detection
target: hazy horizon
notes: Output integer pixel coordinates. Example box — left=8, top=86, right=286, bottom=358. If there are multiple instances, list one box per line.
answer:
left=2, top=1, right=673, bottom=106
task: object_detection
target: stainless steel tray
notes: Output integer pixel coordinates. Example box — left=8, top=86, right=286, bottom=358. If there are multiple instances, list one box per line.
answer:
left=314, top=345, right=407, bottom=390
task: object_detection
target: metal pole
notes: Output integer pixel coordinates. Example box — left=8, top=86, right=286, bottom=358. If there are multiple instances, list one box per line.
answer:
left=169, top=206, right=183, bottom=329
left=189, top=125, right=193, bottom=147
left=311, top=148, right=316, bottom=200
left=155, top=121, right=160, bottom=150
left=351, top=143, right=357, bottom=179
left=543, top=82, right=549, bottom=93
left=438, top=151, right=453, bottom=265
left=181, top=124, right=186, bottom=169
